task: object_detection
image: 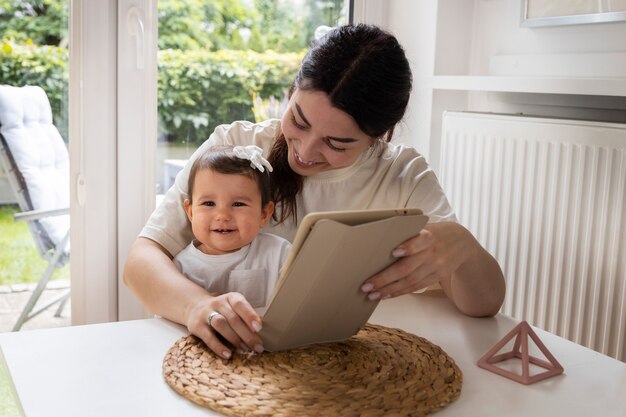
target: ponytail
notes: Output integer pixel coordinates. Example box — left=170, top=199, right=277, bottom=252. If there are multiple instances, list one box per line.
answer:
left=268, top=131, right=302, bottom=224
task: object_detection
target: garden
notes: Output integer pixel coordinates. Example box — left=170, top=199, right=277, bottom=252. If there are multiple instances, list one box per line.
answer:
left=0, top=0, right=346, bottom=286
left=1, top=0, right=348, bottom=145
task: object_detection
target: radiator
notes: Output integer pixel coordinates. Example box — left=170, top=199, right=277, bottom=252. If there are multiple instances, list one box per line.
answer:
left=439, top=111, right=626, bottom=362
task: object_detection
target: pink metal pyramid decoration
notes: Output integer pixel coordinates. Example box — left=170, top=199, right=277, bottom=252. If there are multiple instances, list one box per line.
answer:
left=477, top=320, right=564, bottom=385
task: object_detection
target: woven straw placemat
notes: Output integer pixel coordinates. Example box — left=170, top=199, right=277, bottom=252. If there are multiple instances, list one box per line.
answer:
left=163, top=323, right=462, bottom=417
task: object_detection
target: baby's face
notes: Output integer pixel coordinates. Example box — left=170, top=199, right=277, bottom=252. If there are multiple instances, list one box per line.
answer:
left=184, top=169, right=273, bottom=255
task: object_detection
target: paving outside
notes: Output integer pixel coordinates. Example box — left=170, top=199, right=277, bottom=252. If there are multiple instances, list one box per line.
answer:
left=0, top=279, right=71, bottom=333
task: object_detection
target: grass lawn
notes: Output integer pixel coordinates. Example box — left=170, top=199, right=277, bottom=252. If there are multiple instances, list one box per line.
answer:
left=0, top=205, right=70, bottom=287
left=0, top=355, right=21, bottom=417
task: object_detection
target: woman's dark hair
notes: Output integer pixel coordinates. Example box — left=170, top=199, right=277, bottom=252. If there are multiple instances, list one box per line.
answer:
left=269, top=23, right=413, bottom=224
left=187, top=145, right=272, bottom=208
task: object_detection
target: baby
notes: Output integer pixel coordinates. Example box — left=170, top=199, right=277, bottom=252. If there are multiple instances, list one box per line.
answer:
left=174, top=145, right=291, bottom=308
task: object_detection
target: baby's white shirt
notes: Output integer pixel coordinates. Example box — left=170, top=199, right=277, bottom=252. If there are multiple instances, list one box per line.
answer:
left=173, top=232, right=292, bottom=308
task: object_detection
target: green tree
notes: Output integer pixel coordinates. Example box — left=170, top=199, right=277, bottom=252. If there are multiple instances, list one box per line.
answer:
left=158, top=0, right=312, bottom=53
left=249, top=0, right=309, bottom=52
left=0, top=0, right=68, bottom=46
left=157, top=0, right=213, bottom=50
left=201, top=0, right=255, bottom=51
left=303, top=0, right=347, bottom=43
left=159, top=0, right=260, bottom=51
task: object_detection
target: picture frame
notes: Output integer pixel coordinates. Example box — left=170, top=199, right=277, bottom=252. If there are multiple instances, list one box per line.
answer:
left=521, top=0, right=626, bottom=27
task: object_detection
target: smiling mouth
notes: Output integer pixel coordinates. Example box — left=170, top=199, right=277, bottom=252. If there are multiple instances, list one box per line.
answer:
left=212, top=228, right=236, bottom=234
left=294, top=150, right=323, bottom=167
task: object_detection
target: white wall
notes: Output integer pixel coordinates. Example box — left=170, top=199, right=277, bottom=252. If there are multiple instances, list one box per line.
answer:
left=384, top=0, right=438, bottom=159
left=466, top=0, right=626, bottom=75
left=376, top=0, right=626, bottom=167
left=460, top=0, right=626, bottom=127
left=358, top=0, right=437, bottom=158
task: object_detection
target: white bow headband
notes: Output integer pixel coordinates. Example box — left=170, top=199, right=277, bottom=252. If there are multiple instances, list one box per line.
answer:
left=232, top=145, right=273, bottom=173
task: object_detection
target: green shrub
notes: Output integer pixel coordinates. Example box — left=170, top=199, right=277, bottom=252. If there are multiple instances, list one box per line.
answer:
left=157, top=48, right=302, bottom=145
left=0, top=0, right=69, bottom=47
left=0, top=40, right=302, bottom=146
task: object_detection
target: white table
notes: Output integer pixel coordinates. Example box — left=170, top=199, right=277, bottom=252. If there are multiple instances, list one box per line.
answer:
left=1, top=292, right=625, bottom=417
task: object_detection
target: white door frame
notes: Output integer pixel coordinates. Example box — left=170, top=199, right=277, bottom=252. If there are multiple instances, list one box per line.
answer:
left=69, top=0, right=156, bottom=325
left=69, top=0, right=119, bottom=325
left=117, top=0, right=158, bottom=320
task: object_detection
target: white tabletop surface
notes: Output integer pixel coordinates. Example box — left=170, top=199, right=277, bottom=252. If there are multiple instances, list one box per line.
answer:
left=1, top=292, right=625, bottom=417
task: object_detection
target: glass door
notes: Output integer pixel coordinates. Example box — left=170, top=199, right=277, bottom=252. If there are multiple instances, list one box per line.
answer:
left=155, top=0, right=351, bottom=199
left=0, top=0, right=71, bottom=332
left=116, top=0, right=353, bottom=320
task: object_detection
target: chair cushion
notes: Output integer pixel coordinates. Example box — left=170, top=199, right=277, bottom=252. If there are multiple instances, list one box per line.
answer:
left=0, top=85, right=69, bottom=249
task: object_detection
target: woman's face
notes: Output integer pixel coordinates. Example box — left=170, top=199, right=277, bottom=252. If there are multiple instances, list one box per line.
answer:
left=280, top=89, right=375, bottom=176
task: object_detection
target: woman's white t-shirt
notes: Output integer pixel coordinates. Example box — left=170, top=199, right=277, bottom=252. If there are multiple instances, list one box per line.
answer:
left=173, top=233, right=292, bottom=308
left=141, top=119, right=456, bottom=257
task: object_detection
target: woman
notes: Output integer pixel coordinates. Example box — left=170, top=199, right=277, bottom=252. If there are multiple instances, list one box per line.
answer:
left=124, top=24, right=505, bottom=359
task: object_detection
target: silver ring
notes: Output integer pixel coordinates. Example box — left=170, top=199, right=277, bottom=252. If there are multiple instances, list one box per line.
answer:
left=207, top=311, right=220, bottom=327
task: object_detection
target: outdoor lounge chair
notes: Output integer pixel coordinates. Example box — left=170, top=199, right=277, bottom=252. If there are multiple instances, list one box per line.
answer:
left=0, top=85, right=70, bottom=331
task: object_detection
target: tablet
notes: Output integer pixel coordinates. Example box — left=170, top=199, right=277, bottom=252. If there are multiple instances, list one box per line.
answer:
left=259, top=208, right=428, bottom=351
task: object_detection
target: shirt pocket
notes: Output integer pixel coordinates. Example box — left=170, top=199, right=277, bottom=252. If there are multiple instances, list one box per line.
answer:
left=228, top=269, right=268, bottom=308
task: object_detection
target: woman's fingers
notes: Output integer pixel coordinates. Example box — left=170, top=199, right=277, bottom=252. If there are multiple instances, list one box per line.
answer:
left=207, top=311, right=245, bottom=348
left=226, top=294, right=265, bottom=352
left=195, top=318, right=234, bottom=360
left=363, top=254, right=433, bottom=299
left=392, top=229, right=433, bottom=257
left=187, top=292, right=265, bottom=359
left=186, top=306, right=236, bottom=359
left=361, top=228, right=449, bottom=299
left=221, top=293, right=265, bottom=353
left=362, top=223, right=476, bottom=300
left=209, top=293, right=264, bottom=353
left=379, top=269, right=440, bottom=298
left=226, top=292, right=264, bottom=334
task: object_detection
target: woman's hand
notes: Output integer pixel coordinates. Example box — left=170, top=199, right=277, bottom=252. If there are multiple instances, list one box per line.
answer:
left=360, top=222, right=469, bottom=298
left=124, top=238, right=266, bottom=359
left=360, top=221, right=505, bottom=317
left=185, top=292, right=265, bottom=359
